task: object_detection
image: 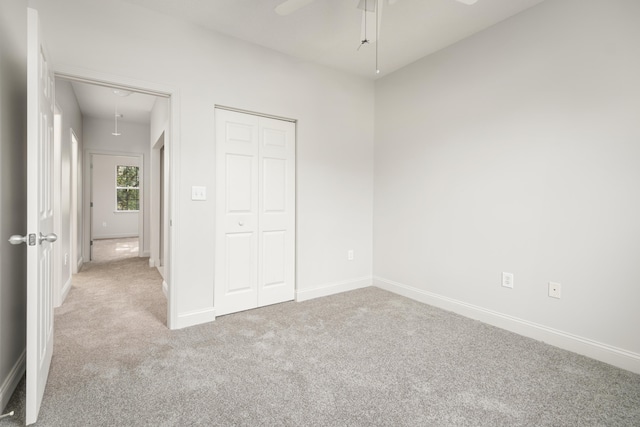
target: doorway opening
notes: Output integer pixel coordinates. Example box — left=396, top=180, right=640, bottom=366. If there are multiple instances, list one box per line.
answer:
left=89, top=153, right=143, bottom=262
left=53, top=71, right=178, bottom=329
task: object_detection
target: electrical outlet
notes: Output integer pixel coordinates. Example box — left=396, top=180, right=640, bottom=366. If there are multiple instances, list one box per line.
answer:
left=102, top=222, right=107, bottom=227
left=502, top=272, right=514, bottom=288
left=549, top=282, right=561, bottom=299
left=347, top=250, right=354, bottom=261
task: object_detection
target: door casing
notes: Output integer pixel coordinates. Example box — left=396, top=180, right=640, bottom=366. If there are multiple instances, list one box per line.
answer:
left=54, top=68, right=180, bottom=329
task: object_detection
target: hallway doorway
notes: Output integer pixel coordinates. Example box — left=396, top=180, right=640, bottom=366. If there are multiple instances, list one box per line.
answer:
left=53, top=70, right=177, bottom=328
left=89, top=153, right=143, bottom=261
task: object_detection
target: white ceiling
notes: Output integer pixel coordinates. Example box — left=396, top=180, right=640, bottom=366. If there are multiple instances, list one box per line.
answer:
left=124, top=0, right=545, bottom=78
left=66, top=0, right=545, bottom=124
left=69, top=80, right=159, bottom=125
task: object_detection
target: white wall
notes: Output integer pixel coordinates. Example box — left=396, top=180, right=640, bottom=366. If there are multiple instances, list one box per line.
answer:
left=54, top=78, right=83, bottom=299
left=31, top=0, right=375, bottom=328
left=374, top=0, right=640, bottom=372
left=0, top=0, right=27, bottom=411
left=83, top=117, right=150, bottom=256
left=91, top=154, right=140, bottom=239
left=149, top=97, right=169, bottom=270
left=150, top=97, right=168, bottom=146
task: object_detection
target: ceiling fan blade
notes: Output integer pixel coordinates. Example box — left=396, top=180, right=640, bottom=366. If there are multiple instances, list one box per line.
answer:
left=275, top=0, right=316, bottom=16
left=455, top=0, right=479, bottom=5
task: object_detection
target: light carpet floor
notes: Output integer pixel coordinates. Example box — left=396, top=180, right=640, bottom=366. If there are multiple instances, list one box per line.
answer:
left=2, top=256, right=639, bottom=426
left=91, top=237, right=140, bottom=263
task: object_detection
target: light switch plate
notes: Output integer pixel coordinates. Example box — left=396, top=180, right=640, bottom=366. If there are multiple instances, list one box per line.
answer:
left=502, top=272, right=514, bottom=289
left=191, top=186, right=207, bottom=201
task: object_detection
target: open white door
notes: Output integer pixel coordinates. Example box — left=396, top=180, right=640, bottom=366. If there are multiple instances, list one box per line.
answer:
left=26, top=8, right=56, bottom=425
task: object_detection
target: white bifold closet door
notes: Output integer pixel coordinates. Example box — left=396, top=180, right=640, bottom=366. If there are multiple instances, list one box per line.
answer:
left=214, top=108, right=295, bottom=316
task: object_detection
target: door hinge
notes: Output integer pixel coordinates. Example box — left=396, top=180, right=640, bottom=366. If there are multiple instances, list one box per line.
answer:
left=90, top=202, right=93, bottom=208
left=90, top=240, right=94, bottom=246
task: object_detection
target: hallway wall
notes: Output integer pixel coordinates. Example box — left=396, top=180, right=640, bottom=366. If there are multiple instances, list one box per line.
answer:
left=54, top=78, right=83, bottom=301
left=149, top=98, right=169, bottom=270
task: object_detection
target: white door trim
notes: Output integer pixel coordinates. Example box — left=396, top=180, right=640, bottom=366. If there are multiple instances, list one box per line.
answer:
left=53, top=65, right=180, bottom=329
left=214, top=104, right=297, bottom=123
left=53, top=106, right=63, bottom=308
left=70, top=128, right=80, bottom=276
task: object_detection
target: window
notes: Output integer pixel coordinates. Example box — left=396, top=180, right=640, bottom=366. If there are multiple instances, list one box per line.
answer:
left=116, top=165, right=140, bottom=211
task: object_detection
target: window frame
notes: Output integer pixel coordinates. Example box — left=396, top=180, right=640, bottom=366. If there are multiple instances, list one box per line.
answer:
left=115, top=164, right=140, bottom=212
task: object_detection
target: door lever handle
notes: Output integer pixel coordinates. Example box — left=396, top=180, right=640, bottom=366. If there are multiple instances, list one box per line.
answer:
left=38, top=232, right=58, bottom=244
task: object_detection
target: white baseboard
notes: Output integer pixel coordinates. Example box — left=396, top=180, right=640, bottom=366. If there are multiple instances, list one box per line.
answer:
left=77, top=256, right=83, bottom=271
left=0, top=350, right=25, bottom=411
left=148, top=258, right=155, bottom=268
left=93, top=234, right=139, bottom=240
left=162, top=280, right=168, bottom=298
left=296, top=276, right=372, bottom=302
left=140, top=250, right=150, bottom=257
left=173, top=307, right=216, bottom=330
left=374, top=276, right=640, bottom=375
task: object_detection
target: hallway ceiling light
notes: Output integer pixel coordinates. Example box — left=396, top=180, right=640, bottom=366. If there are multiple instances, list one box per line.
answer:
left=111, top=89, right=131, bottom=136
left=113, top=89, right=133, bottom=97
left=112, top=107, right=123, bottom=136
